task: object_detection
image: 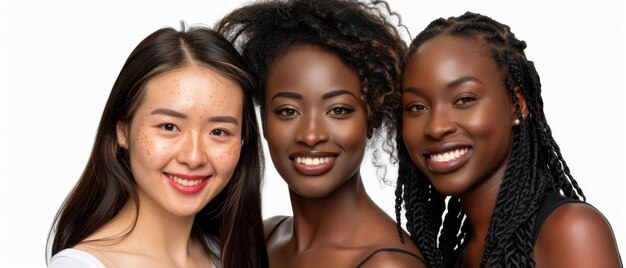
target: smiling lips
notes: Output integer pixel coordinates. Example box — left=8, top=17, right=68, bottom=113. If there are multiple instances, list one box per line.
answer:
left=424, top=147, right=472, bottom=173
left=290, top=152, right=338, bottom=176
left=165, top=173, right=211, bottom=194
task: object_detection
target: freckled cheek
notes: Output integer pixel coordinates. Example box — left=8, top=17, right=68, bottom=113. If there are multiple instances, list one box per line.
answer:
left=210, top=142, right=242, bottom=173
left=131, top=128, right=172, bottom=164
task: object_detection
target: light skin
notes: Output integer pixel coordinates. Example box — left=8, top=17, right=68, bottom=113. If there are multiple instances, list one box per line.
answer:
left=402, top=34, right=620, bottom=267
left=263, top=45, right=425, bottom=268
left=75, top=64, right=244, bottom=268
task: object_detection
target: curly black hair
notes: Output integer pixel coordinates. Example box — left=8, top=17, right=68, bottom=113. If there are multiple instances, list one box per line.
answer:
left=393, top=12, right=586, bottom=268
left=215, top=0, right=406, bottom=150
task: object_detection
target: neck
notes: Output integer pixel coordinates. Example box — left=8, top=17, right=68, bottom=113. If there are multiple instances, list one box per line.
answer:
left=460, top=164, right=506, bottom=246
left=107, top=193, right=198, bottom=262
left=288, top=172, right=378, bottom=251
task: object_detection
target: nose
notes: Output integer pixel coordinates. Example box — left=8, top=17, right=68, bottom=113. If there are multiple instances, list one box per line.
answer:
left=295, top=113, right=329, bottom=147
left=423, top=106, right=456, bottom=140
left=176, top=132, right=208, bottom=169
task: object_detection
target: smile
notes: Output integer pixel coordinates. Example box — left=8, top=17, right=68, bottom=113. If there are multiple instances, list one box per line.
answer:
left=164, top=173, right=211, bottom=194
left=169, top=174, right=206, bottom=186
left=429, top=148, right=469, bottom=163
left=424, top=146, right=472, bottom=174
left=289, top=152, right=338, bottom=176
left=294, top=156, right=334, bottom=166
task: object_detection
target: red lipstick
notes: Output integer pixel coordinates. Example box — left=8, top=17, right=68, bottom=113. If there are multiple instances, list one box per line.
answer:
left=164, top=173, right=210, bottom=194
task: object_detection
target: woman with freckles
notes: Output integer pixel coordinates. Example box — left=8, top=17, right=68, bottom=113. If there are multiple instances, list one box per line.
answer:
left=217, top=0, right=425, bottom=267
left=47, top=25, right=268, bottom=267
left=393, top=12, right=621, bottom=267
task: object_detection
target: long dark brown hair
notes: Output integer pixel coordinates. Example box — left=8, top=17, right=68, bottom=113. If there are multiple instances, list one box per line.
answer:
left=47, top=23, right=268, bottom=267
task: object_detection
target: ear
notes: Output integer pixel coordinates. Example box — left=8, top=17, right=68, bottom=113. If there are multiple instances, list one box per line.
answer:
left=513, top=86, right=529, bottom=120
left=116, top=121, right=129, bottom=149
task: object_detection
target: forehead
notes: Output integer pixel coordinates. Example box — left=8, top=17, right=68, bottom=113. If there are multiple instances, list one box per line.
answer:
left=406, top=35, right=503, bottom=84
left=266, top=45, right=361, bottom=96
left=141, top=65, right=243, bottom=112
left=416, top=34, right=489, bottom=58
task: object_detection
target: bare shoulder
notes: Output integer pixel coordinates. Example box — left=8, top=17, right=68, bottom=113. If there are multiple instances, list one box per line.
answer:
left=358, top=224, right=426, bottom=267
left=356, top=210, right=426, bottom=267
left=535, top=202, right=621, bottom=267
left=263, top=215, right=290, bottom=240
left=358, top=248, right=427, bottom=268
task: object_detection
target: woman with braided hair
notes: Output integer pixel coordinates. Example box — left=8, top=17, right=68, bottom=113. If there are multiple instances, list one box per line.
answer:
left=395, top=12, right=621, bottom=268
left=217, top=0, right=425, bottom=267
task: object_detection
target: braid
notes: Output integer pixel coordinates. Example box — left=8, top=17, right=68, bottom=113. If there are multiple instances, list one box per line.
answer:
left=438, top=197, right=463, bottom=258
left=394, top=12, right=586, bottom=267
left=395, top=116, right=445, bottom=267
left=394, top=135, right=407, bottom=243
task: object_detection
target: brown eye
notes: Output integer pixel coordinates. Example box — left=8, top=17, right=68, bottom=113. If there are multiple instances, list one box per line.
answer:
left=160, top=123, right=180, bottom=132
left=329, top=106, right=353, bottom=115
left=406, top=103, right=427, bottom=112
left=275, top=107, right=299, bottom=118
left=210, top=129, right=230, bottom=136
left=455, top=96, right=477, bottom=105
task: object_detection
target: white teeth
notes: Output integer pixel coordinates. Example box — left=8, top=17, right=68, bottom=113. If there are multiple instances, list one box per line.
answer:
left=169, top=174, right=204, bottom=186
left=430, top=148, right=469, bottom=163
left=294, top=156, right=334, bottom=166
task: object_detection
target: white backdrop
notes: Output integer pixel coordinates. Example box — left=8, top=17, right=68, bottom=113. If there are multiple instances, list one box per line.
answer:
left=0, top=0, right=624, bottom=266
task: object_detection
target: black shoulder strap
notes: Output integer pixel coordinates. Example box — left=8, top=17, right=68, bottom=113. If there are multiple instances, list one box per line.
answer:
left=355, top=248, right=426, bottom=268
left=266, top=216, right=290, bottom=242
left=532, top=192, right=584, bottom=244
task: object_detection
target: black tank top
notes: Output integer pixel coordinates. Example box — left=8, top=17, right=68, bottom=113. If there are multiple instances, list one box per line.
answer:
left=266, top=216, right=426, bottom=267
left=451, top=192, right=584, bottom=267
left=531, top=192, right=584, bottom=244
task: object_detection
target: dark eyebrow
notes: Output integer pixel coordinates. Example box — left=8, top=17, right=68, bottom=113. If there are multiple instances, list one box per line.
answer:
left=403, top=86, right=422, bottom=95
left=209, top=116, right=239, bottom=125
left=447, top=76, right=481, bottom=89
left=150, top=108, right=187, bottom=119
left=271, top=92, right=302, bottom=101
left=322, top=89, right=358, bottom=100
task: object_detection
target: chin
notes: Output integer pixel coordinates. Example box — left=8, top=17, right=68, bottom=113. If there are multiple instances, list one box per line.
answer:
left=166, top=203, right=207, bottom=218
left=289, top=183, right=337, bottom=199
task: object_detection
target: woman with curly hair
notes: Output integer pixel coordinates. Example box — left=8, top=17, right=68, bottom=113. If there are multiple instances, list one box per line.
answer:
left=217, top=0, right=425, bottom=267
left=395, top=12, right=621, bottom=267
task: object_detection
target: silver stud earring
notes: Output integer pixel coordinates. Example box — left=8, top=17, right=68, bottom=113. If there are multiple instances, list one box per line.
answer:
left=513, top=118, right=521, bottom=126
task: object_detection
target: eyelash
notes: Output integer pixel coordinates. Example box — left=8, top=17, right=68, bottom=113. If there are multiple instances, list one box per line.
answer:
left=159, top=123, right=180, bottom=132
left=275, top=107, right=299, bottom=118
left=406, top=103, right=427, bottom=112
left=273, top=105, right=355, bottom=119
left=328, top=106, right=354, bottom=116
left=210, top=129, right=231, bottom=136
left=454, top=96, right=477, bottom=105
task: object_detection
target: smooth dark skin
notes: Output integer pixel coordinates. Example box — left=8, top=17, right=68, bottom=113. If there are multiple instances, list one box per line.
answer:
left=263, top=45, right=425, bottom=268
left=402, top=35, right=621, bottom=267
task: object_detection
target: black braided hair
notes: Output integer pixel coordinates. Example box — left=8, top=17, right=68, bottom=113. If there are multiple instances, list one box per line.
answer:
left=215, top=0, right=407, bottom=185
left=393, top=12, right=586, bottom=268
